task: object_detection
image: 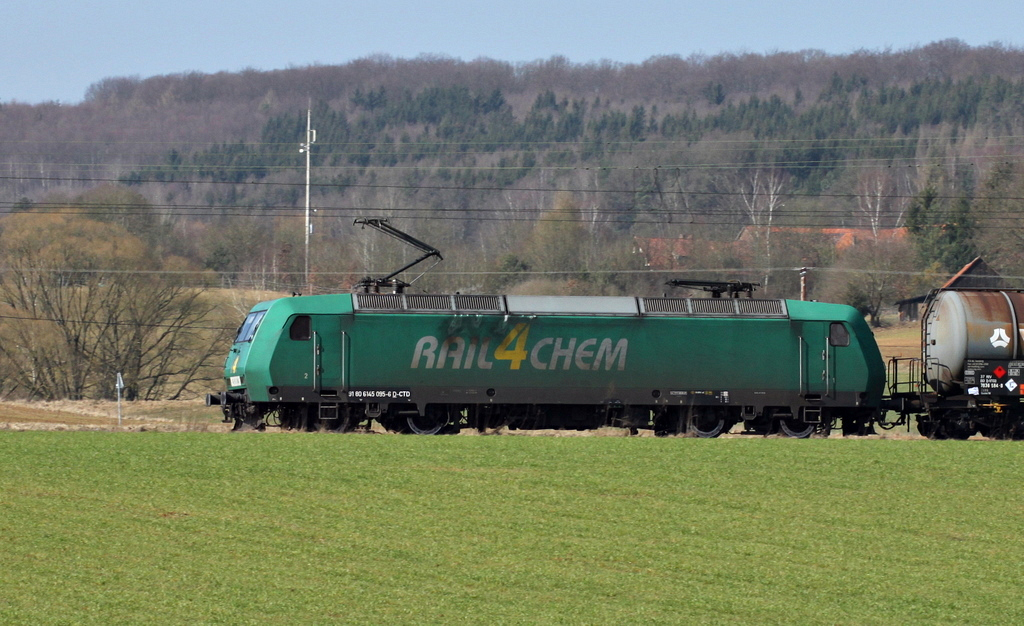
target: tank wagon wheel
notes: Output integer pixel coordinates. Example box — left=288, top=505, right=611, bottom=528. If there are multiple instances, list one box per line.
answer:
left=926, top=410, right=976, bottom=440
left=980, top=421, right=1023, bottom=440
left=686, top=408, right=728, bottom=438
left=915, top=417, right=936, bottom=439
left=944, top=417, right=977, bottom=440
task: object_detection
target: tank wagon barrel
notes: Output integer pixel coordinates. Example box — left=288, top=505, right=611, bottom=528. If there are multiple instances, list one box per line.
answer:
left=885, top=288, right=1024, bottom=439
left=210, top=291, right=886, bottom=437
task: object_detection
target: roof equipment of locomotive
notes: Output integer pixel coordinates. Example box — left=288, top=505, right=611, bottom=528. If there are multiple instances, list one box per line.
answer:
left=352, top=218, right=443, bottom=293
left=666, top=279, right=761, bottom=298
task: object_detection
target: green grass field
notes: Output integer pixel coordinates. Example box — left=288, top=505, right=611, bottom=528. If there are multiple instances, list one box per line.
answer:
left=1, top=433, right=1022, bottom=624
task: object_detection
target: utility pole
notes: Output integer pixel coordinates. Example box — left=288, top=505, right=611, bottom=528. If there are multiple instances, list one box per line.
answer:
left=299, top=108, right=316, bottom=294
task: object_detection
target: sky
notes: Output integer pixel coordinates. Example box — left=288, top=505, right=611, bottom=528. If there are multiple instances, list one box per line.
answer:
left=5, top=0, right=1024, bottom=104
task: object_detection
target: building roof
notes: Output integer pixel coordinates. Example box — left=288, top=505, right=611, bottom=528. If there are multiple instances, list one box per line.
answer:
left=735, top=226, right=907, bottom=251
left=632, top=236, right=693, bottom=270
left=940, top=257, right=1003, bottom=289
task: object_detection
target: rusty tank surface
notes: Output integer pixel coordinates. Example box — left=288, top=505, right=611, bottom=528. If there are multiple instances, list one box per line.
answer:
left=923, top=289, right=1024, bottom=395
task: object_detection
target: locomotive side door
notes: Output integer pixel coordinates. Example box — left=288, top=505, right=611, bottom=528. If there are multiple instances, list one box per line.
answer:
left=797, top=320, right=831, bottom=399
left=308, top=315, right=346, bottom=394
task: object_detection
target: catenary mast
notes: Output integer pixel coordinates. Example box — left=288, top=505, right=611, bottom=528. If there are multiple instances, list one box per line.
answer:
left=299, top=108, right=316, bottom=294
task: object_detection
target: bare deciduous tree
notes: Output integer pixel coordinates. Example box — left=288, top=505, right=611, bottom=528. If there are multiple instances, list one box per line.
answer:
left=736, top=168, right=788, bottom=288
left=0, top=213, right=229, bottom=400
left=819, top=238, right=919, bottom=327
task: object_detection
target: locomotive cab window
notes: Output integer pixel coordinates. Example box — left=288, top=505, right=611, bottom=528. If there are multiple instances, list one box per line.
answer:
left=829, top=322, right=850, bottom=347
left=234, top=310, right=266, bottom=343
left=290, top=315, right=312, bottom=341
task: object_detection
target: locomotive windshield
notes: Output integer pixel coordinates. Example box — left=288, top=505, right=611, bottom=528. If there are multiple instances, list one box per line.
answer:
left=234, top=310, right=267, bottom=343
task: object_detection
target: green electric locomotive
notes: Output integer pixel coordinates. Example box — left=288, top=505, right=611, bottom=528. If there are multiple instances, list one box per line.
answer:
left=209, top=291, right=886, bottom=437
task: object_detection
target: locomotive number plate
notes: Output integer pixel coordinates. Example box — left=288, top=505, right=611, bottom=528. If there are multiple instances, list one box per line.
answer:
left=349, top=388, right=412, bottom=400
left=669, top=390, right=731, bottom=403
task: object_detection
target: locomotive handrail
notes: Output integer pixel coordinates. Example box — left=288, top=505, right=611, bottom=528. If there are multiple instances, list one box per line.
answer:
left=825, top=340, right=831, bottom=398
left=798, top=336, right=805, bottom=396
left=341, top=331, right=348, bottom=393
left=312, top=331, right=320, bottom=393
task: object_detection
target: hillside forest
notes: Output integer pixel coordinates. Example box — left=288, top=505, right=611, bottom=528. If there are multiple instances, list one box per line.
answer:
left=4, top=40, right=1024, bottom=400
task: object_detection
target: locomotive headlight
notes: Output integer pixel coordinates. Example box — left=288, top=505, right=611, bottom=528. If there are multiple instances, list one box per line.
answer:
left=229, top=375, right=243, bottom=387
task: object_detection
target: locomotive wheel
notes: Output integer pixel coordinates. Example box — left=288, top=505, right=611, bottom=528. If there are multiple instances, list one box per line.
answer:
left=321, top=413, right=353, bottom=433
left=406, top=409, right=449, bottom=435
left=232, top=418, right=266, bottom=432
left=473, top=406, right=508, bottom=432
left=687, top=411, right=726, bottom=438
left=232, top=405, right=267, bottom=431
left=747, top=415, right=779, bottom=436
left=476, top=415, right=509, bottom=432
left=779, top=416, right=814, bottom=438
left=653, top=408, right=683, bottom=436
left=377, top=417, right=406, bottom=433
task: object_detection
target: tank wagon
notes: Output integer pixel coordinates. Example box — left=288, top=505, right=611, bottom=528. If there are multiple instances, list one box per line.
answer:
left=210, top=291, right=885, bottom=437
left=889, top=288, right=1024, bottom=439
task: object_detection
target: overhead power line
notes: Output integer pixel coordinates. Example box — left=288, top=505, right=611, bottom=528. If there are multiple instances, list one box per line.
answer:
left=5, top=133, right=1024, bottom=148
left=0, top=266, right=1016, bottom=280
left=6, top=149, right=1024, bottom=174
left=0, top=312, right=234, bottom=331
left=6, top=169, right=1024, bottom=204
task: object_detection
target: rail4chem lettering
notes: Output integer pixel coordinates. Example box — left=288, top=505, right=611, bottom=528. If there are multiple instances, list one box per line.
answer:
left=411, top=324, right=628, bottom=371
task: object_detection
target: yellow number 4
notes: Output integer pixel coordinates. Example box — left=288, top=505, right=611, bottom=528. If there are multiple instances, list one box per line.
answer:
left=494, top=323, right=530, bottom=370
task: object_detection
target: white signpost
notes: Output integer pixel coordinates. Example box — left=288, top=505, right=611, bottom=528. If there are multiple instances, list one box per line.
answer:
left=116, top=372, right=124, bottom=427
